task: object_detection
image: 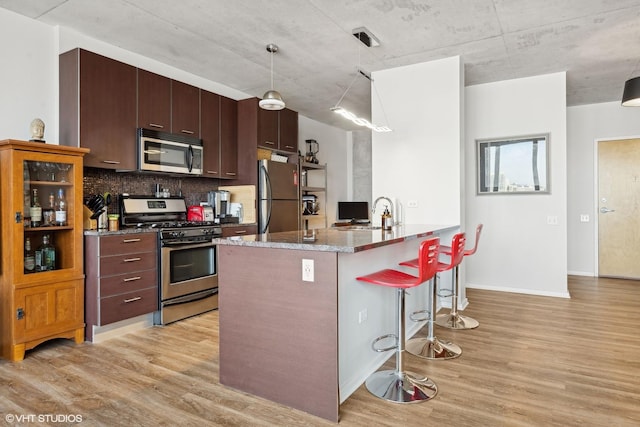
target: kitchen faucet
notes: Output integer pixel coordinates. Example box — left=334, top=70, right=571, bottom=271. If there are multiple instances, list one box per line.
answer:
left=372, top=196, right=395, bottom=225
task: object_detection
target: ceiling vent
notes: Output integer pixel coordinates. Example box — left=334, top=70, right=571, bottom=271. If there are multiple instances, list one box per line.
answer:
left=352, top=27, right=380, bottom=47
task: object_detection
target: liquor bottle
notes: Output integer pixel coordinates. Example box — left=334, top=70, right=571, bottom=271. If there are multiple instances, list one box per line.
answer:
left=37, top=234, right=56, bottom=271
left=43, top=192, right=55, bottom=226
left=24, top=237, right=35, bottom=274
left=29, top=189, right=42, bottom=227
left=55, top=188, right=67, bottom=226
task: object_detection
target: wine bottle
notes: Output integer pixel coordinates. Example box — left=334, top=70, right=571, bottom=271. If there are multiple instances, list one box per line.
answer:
left=24, top=237, right=35, bottom=273
left=30, top=189, right=42, bottom=227
left=43, top=192, right=55, bottom=226
left=55, top=188, right=67, bottom=226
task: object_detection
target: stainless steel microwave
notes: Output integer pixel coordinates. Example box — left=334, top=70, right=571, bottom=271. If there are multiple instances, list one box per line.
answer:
left=137, top=128, right=203, bottom=175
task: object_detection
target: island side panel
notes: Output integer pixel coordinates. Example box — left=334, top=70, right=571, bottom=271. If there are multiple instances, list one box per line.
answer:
left=218, top=245, right=339, bottom=422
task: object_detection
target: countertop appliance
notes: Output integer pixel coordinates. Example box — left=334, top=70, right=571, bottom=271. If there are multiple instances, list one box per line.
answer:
left=137, top=128, right=203, bottom=175
left=119, top=195, right=221, bottom=325
left=258, top=159, right=300, bottom=233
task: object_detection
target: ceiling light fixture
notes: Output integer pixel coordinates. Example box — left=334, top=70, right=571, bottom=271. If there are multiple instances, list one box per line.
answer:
left=622, top=76, right=640, bottom=106
left=259, top=43, right=285, bottom=111
left=331, top=68, right=392, bottom=132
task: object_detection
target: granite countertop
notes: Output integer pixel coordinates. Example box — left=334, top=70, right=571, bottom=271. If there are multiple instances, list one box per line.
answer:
left=213, top=224, right=458, bottom=253
left=83, top=228, right=158, bottom=236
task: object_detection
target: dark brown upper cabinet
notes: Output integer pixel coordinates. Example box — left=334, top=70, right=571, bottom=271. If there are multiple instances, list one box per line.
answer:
left=59, top=48, right=137, bottom=170
left=171, top=80, right=200, bottom=137
left=220, top=95, right=238, bottom=178
left=244, top=98, right=298, bottom=154
left=137, top=69, right=171, bottom=131
left=201, top=90, right=237, bottom=179
left=278, top=108, right=299, bottom=153
left=201, top=90, right=221, bottom=178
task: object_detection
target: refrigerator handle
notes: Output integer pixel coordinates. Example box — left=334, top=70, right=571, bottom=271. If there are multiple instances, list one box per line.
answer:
left=260, top=164, right=273, bottom=233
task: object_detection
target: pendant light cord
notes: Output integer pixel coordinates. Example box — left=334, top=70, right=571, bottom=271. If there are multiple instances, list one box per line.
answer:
left=270, top=49, right=274, bottom=90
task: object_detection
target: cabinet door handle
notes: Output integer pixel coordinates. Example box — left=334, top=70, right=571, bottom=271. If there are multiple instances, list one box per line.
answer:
left=180, top=129, right=195, bottom=135
left=149, top=123, right=164, bottom=129
left=284, top=145, right=294, bottom=149
left=122, top=238, right=141, bottom=243
left=264, top=140, right=276, bottom=146
left=124, top=296, right=142, bottom=303
left=102, top=160, right=121, bottom=164
left=235, top=230, right=247, bottom=234
left=123, top=257, right=141, bottom=263
left=225, top=172, right=237, bottom=176
left=123, top=276, right=142, bottom=282
left=207, top=170, right=219, bottom=174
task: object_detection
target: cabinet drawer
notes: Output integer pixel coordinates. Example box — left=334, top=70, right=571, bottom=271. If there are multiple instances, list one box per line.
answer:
left=100, top=251, right=157, bottom=276
left=100, top=268, right=158, bottom=297
left=99, top=286, right=158, bottom=325
left=222, top=225, right=258, bottom=237
left=100, top=233, right=157, bottom=255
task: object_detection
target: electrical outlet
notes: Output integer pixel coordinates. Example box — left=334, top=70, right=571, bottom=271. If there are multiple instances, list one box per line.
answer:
left=407, top=200, right=418, bottom=208
left=302, top=259, right=314, bottom=282
left=580, top=214, right=590, bottom=222
left=547, top=215, right=558, bottom=225
left=358, top=309, right=368, bottom=324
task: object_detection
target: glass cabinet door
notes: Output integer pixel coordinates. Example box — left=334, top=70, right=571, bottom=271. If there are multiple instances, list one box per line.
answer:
left=22, top=158, right=74, bottom=274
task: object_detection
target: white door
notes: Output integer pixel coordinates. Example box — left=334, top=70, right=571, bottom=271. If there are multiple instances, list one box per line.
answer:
left=598, top=138, right=640, bottom=279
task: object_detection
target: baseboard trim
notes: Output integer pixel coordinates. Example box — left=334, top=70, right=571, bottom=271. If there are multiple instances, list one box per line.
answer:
left=465, top=283, right=571, bottom=299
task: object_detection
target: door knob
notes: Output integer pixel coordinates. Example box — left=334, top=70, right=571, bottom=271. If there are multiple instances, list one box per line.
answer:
left=600, top=207, right=615, bottom=213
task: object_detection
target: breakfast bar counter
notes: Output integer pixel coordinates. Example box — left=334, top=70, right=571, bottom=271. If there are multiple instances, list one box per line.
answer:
left=214, top=224, right=458, bottom=422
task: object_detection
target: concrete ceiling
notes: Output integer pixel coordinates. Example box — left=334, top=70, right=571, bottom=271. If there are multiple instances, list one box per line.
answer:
left=2, top=0, right=640, bottom=131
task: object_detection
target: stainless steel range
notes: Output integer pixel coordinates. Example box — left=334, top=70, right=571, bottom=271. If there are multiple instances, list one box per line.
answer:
left=120, top=195, right=221, bottom=325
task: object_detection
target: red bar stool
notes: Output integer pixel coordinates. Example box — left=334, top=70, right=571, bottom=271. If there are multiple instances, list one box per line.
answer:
left=435, top=224, right=482, bottom=330
left=399, top=232, right=465, bottom=360
left=355, top=237, right=440, bottom=403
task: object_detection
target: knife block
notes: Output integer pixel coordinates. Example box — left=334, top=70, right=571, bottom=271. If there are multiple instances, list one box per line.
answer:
left=83, top=206, right=97, bottom=230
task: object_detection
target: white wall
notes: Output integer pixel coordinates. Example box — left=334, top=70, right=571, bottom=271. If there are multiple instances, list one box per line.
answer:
left=0, top=8, right=58, bottom=143
left=567, top=101, right=640, bottom=276
left=371, top=56, right=463, bottom=226
left=465, top=73, right=569, bottom=297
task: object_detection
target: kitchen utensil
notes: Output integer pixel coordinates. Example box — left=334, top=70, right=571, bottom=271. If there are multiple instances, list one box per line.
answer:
left=305, top=139, right=319, bottom=164
left=90, top=208, right=105, bottom=220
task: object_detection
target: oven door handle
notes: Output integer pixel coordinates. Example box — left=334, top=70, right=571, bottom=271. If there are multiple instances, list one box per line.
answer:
left=162, top=289, right=218, bottom=307
left=161, top=240, right=217, bottom=249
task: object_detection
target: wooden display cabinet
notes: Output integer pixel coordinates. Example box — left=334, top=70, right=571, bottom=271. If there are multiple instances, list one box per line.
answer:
left=0, top=140, right=88, bottom=361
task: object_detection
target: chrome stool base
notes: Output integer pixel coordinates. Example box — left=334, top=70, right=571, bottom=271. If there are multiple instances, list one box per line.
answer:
left=435, top=312, right=479, bottom=330
left=365, top=369, right=438, bottom=403
left=406, top=336, right=462, bottom=360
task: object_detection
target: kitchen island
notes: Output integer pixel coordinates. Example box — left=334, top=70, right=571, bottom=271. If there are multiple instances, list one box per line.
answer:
left=214, top=224, right=458, bottom=422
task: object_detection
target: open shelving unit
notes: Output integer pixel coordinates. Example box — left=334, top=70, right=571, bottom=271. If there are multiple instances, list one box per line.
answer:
left=299, top=160, right=327, bottom=230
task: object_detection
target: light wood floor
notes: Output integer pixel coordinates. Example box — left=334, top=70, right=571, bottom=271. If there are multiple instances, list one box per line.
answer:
left=1, top=276, right=639, bottom=426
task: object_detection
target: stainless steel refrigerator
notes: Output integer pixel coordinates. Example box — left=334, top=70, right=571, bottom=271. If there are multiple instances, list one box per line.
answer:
left=258, top=159, right=300, bottom=233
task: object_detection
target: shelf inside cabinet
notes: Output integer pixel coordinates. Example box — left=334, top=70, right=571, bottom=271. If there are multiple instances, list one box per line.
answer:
left=301, top=186, right=325, bottom=193
left=300, top=162, right=325, bottom=170
left=25, top=226, right=73, bottom=232
left=25, top=181, right=73, bottom=186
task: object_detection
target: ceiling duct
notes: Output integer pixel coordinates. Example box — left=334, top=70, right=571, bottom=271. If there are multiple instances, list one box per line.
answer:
left=352, top=27, right=380, bottom=47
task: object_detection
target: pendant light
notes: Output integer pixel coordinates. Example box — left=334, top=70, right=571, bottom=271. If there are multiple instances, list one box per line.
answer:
left=259, top=44, right=285, bottom=111
left=622, top=76, right=640, bottom=106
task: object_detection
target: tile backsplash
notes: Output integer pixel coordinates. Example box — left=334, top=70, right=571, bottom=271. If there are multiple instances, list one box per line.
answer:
left=83, top=167, right=221, bottom=214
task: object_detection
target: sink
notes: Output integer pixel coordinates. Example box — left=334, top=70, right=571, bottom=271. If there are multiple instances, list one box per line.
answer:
left=335, top=225, right=382, bottom=231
